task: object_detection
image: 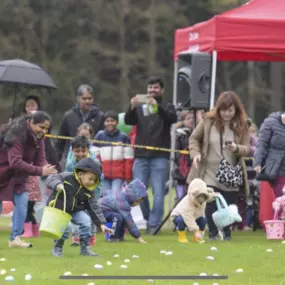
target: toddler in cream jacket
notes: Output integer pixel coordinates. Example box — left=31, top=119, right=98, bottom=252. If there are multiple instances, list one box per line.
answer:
left=171, top=178, right=216, bottom=243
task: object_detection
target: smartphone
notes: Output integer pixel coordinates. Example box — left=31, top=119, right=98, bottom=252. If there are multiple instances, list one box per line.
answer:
left=136, top=94, right=148, bottom=104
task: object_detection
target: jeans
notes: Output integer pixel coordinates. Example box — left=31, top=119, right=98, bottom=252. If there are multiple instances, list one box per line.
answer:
left=103, top=211, right=126, bottom=239
left=103, top=179, right=124, bottom=192
left=133, top=157, right=169, bottom=228
left=61, top=211, right=92, bottom=240
left=205, top=187, right=238, bottom=236
left=173, top=215, right=206, bottom=231
left=68, top=222, right=96, bottom=238
left=10, top=191, right=29, bottom=241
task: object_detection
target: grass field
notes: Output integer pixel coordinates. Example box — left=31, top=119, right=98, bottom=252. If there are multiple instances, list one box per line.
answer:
left=0, top=220, right=285, bottom=285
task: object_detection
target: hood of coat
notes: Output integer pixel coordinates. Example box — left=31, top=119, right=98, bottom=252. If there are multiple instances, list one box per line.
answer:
left=187, top=178, right=214, bottom=207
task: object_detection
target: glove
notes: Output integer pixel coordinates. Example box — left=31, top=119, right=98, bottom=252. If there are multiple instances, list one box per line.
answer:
left=56, top=184, right=64, bottom=192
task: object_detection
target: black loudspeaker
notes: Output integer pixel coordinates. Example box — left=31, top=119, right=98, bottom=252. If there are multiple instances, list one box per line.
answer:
left=176, top=52, right=212, bottom=110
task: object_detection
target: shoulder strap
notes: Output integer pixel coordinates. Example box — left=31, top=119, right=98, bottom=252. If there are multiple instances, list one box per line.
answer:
left=217, top=193, right=228, bottom=209
left=219, top=132, right=224, bottom=157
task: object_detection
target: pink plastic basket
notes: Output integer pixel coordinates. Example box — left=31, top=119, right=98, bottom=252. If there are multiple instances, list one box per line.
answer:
left=264, top=211, right=285, bottom=240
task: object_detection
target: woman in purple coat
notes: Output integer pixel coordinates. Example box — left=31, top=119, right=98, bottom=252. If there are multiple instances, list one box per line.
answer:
left=0, top=111, right=57, bottom=248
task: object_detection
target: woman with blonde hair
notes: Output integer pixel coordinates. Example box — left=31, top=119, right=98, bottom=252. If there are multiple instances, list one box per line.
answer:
left=188, top=91, right=250, bottom=240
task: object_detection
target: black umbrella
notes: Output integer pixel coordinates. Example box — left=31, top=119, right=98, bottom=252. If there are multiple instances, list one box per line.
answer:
left=0, top=59, right=57, bottom=118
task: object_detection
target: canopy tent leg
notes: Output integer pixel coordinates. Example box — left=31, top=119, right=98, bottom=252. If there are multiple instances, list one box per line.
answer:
left=166, top=60, right=179, bottom=229
left=210, top=50, right=217, bottom=109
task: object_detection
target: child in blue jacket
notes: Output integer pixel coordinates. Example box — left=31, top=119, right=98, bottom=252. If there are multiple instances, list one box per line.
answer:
left=99, top=179, right=147, bottom=243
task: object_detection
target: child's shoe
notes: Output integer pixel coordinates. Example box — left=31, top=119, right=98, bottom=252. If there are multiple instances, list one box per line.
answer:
left=71, top=236, right=80, bottom=246
left=177, top=230, right=189, bottom=243
left=108, top=237, right=121, bottom=242
left=80, top=237, right=98, bottom=256
left=52, top=239, right=64, bottom=257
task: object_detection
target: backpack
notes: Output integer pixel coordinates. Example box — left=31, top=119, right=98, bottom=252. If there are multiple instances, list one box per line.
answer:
left=178, top=151, right=191, bottom=179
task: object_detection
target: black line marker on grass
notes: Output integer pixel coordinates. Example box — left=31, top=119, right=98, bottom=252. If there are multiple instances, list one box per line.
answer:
left=59, top=275, right=229, bottom=280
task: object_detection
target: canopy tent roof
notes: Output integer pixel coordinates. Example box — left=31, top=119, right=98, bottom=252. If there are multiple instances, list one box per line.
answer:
left=174, top=0, right=285, bottom=61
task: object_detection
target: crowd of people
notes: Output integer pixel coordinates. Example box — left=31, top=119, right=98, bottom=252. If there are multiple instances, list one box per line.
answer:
left=0, top=75, right=284, bottom=255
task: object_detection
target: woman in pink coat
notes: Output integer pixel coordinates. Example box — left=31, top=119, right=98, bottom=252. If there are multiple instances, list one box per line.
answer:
left=0, top=111, right=57, bottom=248
left=21, top=96, right=43, bottom=238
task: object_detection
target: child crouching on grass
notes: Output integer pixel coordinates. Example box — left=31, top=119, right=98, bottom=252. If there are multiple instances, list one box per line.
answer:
left=171, top=178, right=216, bottom=243
left=46, top=157, right=112, bottom=257
left=99, top=179, right=147, bottom=243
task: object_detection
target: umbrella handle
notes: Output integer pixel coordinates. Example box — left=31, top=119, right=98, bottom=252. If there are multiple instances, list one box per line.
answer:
left=11, top=85, right=17, bottom=119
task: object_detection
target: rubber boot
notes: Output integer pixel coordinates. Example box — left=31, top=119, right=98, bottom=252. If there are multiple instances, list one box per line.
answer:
left=177, top=230, right=189, bottom=243
left=193, top=230, right=204, bottom=242
left=80, top=237, right=98, bottom=256
left=71, top=236, right=80, bottom=247
left=52, top=239, right=64, bottom=257
left=21, top=223, right=33, bottom=238
left=90, top=235, right=96, bottom=246
left=32, top=224, right=40, bottom=237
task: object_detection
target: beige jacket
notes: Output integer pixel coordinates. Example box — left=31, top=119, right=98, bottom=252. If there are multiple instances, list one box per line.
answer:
left=187, top=118, right=250, bottom=196
left=171, top=179, right=215, bottom=232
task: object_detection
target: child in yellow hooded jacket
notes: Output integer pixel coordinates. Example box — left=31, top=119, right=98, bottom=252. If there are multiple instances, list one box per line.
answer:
left=171, top=178, right=216, bottom=243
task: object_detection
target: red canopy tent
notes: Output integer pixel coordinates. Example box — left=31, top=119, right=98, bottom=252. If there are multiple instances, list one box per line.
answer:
left=174, top=0, right=285, bottom=61
left=168, top=0, right=285, bottom=228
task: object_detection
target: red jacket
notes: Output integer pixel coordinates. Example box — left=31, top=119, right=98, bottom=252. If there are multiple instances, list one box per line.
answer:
left=94, top=129, right=134, bottom=181
left=0, top=124, right=47, bottom=201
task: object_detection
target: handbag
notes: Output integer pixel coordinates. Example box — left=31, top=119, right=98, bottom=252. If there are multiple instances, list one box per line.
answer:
left=256, top=166, right=274, bottom=182
left=212, top=193, right=242, bottom=229
left=216, top=133, right=243, bottom=188
left=256, top=151, right=284, bottom=182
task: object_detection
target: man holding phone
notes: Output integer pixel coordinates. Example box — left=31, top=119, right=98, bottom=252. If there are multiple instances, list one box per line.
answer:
left=124, top=76, right=177, bottom=235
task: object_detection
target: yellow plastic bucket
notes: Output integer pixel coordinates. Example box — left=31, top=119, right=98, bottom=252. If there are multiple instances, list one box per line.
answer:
left=39, top=188, right=72, bottom=239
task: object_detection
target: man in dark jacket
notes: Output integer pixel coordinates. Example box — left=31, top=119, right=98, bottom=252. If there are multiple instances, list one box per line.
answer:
left=55, top=84, right=104, bottom=163
left=124, top=76, right=177, bottom=235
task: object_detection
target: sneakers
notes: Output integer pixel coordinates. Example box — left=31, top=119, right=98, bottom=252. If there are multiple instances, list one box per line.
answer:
left=9, top=236, right=32, bottom=248
left=223, top=230, right=232, bottom=241
left=52, top=239, right=64, bottom=257
left=71, top=236, right=80, bottom=247
left=80, top=237, right=98, bottom=256
left=209, top=230, right=219, bottom=241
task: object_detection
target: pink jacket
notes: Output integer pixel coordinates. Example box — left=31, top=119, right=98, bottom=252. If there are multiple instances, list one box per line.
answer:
left=273, top=194, right=285, bottom=220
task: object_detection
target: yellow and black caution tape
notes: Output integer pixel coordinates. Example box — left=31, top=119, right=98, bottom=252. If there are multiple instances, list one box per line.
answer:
left=45, top=134, right=190, bottom=155
left=45, top=133, right=254, bottom=160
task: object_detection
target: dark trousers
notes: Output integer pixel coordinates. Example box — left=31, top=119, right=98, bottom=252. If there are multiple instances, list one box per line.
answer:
left=173, top=215, right=206, bottom=231
left=103, top=211, right=126, bottom=239
left=205, top=186, right=238, bottom=236
left=25, top=201, right=37, bottom=224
